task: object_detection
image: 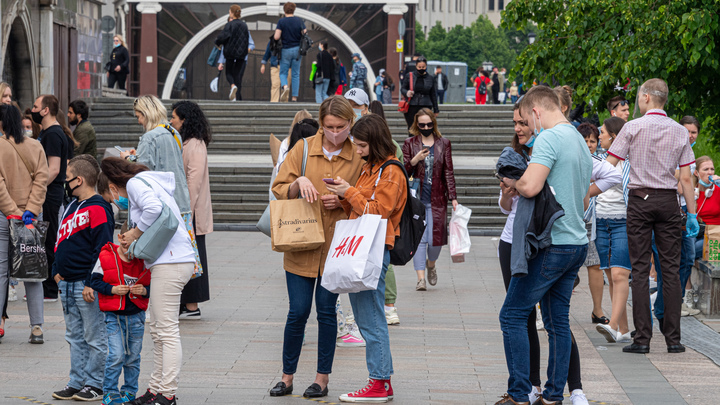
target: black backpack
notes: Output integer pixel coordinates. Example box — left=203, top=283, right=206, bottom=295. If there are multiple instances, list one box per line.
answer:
left=478, top=78, right=487, bottom=95
left=299, top=33, right=314, bottom=56
left=376, top=160, right=427, bottom=266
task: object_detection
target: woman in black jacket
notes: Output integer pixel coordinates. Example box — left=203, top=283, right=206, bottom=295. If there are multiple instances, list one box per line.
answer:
left=215, top=4, right=250, bottom=101
left=314, top=41, right=334, bottom=103
left=107, top=35, right=129, bottom=90
left=400, top=57, right=439, bottom=129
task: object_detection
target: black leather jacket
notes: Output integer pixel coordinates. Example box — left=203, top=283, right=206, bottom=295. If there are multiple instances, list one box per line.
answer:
left=401, top=72, right=439, bottom=113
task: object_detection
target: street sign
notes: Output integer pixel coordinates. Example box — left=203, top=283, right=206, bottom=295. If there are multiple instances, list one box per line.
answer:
left=101, top=16, right=115, bottom=33
left=398, top=19, right=406, bottom=37
left=396, top=40, right=404, bottom=53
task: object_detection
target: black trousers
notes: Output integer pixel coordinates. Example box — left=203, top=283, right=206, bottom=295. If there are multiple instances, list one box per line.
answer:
left=41, top=187, right=63, bottom=299
left=225, top=58, right=247, bottom=100
left=108, top=72, right=127, bottom=90
left=492, top=86, right=500, bottom=104
left=499, top=240, right=582, bottom=390
left=181, top=232, right=210, bottom=304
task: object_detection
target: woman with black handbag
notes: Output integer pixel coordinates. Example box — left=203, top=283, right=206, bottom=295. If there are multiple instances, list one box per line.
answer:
left=107, top=35, right=129, bottom=91
left=400, top=58, right=439, bottom=129
left=0, top=104, right=49, bottom=343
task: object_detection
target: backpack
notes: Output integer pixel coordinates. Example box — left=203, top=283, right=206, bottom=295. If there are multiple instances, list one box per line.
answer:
left=299, top=33, right=314, bottom=56
left=478, top=78, right=487, bottom=95
left=375, top=160, right=427, bottom=266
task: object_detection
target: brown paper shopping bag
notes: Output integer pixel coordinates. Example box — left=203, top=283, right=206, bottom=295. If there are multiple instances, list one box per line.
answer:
left=270, top=198, right=325, bottom=252
left=703, top=224, right=720, bottom=260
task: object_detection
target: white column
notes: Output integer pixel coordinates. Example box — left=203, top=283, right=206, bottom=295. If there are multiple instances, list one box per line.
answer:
left=39, top=4, right=55, bottom=94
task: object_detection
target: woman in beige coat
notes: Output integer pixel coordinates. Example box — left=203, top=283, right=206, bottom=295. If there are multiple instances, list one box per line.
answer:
left=170, top=101, right=213, bottom=319
left=269, top=96, right=364, bottom=399
left=0, top=104, right=49, bottom=342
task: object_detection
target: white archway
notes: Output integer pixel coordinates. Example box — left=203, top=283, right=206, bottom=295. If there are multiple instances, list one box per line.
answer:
left=161, top=6, right=376, bottom=100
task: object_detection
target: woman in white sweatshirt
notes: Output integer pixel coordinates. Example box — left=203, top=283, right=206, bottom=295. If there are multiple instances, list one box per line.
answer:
left=99, top=157, right=195, bottom=405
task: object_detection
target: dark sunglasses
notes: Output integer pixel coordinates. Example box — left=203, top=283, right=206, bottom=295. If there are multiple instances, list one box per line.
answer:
left=418, top=123, right=434, bottom=129
left=611, top=100, right=629, bottom=110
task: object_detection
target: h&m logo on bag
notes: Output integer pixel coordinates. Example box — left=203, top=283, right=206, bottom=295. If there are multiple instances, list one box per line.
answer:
left=19, top=244, right=45, bottom=254
left=277, top=218, right=318, bottom=229
left=332, top=236, right=364, bottom=258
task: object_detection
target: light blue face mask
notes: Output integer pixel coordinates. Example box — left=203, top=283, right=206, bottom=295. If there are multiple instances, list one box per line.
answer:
left=527, top=113, right=544, bottom=148
left=353, top=108, right=363, bottom=122
left=114, top=43, right=121, bottom=48
left=699, top=178, right=712, bottom=188
left=691, top=141, right=696, bottom=147
left=111, top=189, right=129, bottom=210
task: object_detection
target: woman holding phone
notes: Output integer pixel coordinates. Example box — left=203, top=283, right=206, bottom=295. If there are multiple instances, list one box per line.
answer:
left=402, top=108, right=457, bottom=291
left=326, top=114, right=407, bottom=402
left=270, top=96, right=364, bottom=399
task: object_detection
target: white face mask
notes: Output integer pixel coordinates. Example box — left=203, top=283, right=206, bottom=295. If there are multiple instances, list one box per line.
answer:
left=23, top=129, right=33, bottom=138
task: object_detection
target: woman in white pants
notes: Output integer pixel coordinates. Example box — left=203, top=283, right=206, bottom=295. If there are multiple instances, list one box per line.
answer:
left=99, top=157, right=195, bottom=405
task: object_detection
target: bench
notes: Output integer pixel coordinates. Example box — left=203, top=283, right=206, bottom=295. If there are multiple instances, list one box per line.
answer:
left=692, top=259, right=720, bottom=318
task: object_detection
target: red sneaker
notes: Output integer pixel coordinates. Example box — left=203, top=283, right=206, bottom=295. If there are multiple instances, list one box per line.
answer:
left=339, top=379, right=390, bottom=403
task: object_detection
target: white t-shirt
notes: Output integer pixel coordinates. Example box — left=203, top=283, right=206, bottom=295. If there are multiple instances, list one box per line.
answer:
left=323, top=147, right=342, bottom=160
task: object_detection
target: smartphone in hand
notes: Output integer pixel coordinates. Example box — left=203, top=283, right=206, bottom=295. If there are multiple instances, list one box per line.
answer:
left=322, top=178, right=336, bottom=184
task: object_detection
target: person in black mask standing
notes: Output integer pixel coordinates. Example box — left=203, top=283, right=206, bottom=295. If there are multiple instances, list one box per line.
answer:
left=400, top=57, right=439, bottom=129
left=31, top=94, right=70, bottom=302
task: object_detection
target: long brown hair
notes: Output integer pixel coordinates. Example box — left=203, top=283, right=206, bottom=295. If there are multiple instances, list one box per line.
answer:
left=409, top=108, right=442, bottom=138
left=351, top=114, right=397, bottom=166
left=100, top=157, right=149, bottom=188
left=511, top=103, right=530, bottom=155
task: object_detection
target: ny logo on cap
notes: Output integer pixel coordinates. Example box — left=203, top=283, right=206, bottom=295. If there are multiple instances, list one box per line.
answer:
left=348, top=90, right=356, bottom=97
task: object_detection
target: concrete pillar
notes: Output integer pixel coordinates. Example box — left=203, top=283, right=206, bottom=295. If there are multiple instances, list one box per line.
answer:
left=136, top=2, right=161, bottom=96
left=383, top=3, right=409, bottom=103
left=39, top=5, right=55, bottom=94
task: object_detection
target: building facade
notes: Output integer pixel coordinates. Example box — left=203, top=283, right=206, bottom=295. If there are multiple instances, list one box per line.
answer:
left=0, top=0, right=105, bottom=112
left=416, top=0, right=509, bottom=35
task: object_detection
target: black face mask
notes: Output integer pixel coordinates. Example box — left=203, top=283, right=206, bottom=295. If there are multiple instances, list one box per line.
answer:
left=419, top=128, right=434, bottom=137
left=31, top=110, right=44, bottom=125
left=361, top=155, right=369, bottom=161
left=416, top=69, right=427, bottom=75
left=64, top=177, right=80, bottom=200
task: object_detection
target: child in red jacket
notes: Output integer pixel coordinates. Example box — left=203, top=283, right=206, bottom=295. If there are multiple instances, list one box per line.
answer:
left=90, top=242, right=150, bottom=405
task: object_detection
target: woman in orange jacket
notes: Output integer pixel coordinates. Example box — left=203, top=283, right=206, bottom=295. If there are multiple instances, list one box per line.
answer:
left=326, top=114, right=407, bottom=403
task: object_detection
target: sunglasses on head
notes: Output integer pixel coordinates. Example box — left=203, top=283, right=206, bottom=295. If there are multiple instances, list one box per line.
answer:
left=611, top=100, right=629, bottom=110
left=418, top=123, right=433, bottom=129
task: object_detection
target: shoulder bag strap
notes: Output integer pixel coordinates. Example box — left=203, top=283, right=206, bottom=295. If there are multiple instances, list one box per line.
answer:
left=158, top=124, right=183, bottom=151
left=1, top=136, right=34, bottom=179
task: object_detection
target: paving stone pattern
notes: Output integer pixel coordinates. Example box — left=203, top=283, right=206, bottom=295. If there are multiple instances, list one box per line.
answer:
left=1, top=234, right=719, bottom=404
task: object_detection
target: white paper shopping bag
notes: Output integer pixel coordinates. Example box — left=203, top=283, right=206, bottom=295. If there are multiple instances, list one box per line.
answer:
left=321, top=214, right=387, bottom=294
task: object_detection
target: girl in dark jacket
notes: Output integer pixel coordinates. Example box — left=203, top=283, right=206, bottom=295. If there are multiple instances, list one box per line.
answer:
left=215, top=4, right=250, bottom=101
left=400, top=58, right=439, bottom=129
left=402, top=108, right=457, bottom=291
left=107, top=35, right=129, bottom=90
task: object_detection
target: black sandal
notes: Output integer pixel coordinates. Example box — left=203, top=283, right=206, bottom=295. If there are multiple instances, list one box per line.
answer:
left=592, top=312, right=610, bottom=324
left=303, top=383, right=328, bottom=398
left=269, top=381, right=293, bottom=397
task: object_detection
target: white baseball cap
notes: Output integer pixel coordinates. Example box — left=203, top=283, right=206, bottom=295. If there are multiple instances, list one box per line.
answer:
left=344, top=88, right=369, bottom=106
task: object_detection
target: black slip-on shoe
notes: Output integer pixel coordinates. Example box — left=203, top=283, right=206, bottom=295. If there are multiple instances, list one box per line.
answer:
left=668, top=344, right=686, bottom=353
left=269, top=381, right=293, bottom=397
left=303, top=383, right=328, bottom=398
left=622, top=343, right=650, bottom=354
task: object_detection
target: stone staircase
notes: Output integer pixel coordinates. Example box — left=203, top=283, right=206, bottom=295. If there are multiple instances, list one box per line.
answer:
left=88, top=98, right=513, bottom=235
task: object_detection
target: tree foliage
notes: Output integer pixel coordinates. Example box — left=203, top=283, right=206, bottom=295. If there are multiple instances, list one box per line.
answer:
left=502, top=0, right=720, bottom=141
left=416, top=15, right=529, bottom=84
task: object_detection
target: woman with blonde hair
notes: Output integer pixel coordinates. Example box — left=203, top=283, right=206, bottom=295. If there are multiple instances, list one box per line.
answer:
left=107, top=34, right=129, bottom=90
left=0, top=82, right=12, bottom=105
left=269, top=96, right=364, bottom=399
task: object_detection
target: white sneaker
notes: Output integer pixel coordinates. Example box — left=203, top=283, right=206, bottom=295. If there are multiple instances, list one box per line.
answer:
left=385, top=307, right=400, bottom=325
left=536, top=304, right=544, bottom=330
left=570, top=389, right=589, bottom=405
left=8, top=287, right=17, bottom=302
left=650, top=291, right=658, bottom=310
left=528, top=386, right=542, bottom=403
left=229, top=85, right=237, bottom=100
left=617, top=331, right=632, bottom=343
left=596, top=323, right=619, bottom=343
left=681, top=303, right=699, bottom=316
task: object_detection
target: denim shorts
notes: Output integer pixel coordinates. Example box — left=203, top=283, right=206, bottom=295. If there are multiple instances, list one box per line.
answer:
left=594, top=217, right=632, bottom=270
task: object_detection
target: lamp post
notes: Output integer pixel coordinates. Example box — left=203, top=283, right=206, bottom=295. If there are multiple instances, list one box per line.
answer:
left=528, top=32, right=536, bottom=44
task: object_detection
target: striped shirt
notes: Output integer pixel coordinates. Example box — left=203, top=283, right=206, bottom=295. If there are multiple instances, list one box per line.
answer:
left=607, top=109, right=695, bottom=190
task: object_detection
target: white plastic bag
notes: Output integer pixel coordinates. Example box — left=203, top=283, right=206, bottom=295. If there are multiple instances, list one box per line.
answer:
left=449, top=204, right=472, bottom=258
left=321, top=214, right=387, bottom=294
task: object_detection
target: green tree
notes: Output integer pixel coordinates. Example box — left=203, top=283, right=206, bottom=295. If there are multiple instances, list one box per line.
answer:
left=503, top=0, right=720, bottom=141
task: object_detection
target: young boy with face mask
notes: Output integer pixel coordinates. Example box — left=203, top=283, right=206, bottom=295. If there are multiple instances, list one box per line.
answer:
left=52, top=155, right=115, bottom=402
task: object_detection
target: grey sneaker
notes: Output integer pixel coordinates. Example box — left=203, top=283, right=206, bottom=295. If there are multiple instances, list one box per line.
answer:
left=416, top=278, right=427, bottom=291
left=426, top=261, right=437, bottom=286
left=29, top=325, right=44, bottom=344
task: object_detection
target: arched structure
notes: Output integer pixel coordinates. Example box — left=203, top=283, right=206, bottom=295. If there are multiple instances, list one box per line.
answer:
left=161, top=6, right=376, bottom=100
left=0, top=1, right=38, bottom=109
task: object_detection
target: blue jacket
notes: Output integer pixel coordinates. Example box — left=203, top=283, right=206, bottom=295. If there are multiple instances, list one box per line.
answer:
left=262, top=40, right=279, bottom=67
left=350, top=61, right=367, bottom=89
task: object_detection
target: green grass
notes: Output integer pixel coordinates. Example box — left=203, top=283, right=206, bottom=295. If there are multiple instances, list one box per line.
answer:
left=691, top=136, right=720, bottom=164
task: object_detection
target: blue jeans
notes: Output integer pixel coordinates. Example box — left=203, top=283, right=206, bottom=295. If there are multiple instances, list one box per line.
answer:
left=315, top=78, right=330, bottom=103
left=349, top=249, right=393, bottom=380
left=500, top=244, right=587, bottom=403
left=595, top=217, right=632, bottom=270
left=413, top=202, right=442, bottom=271
left=58, top=279, right=107, bottom=390
left=103, top=311, right=146, bottom=396
left=280, top=46, right=302, bottom=98
left=283, top=272, right=338, bottom=375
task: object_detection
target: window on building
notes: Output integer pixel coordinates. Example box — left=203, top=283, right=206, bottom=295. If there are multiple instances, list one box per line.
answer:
left=489, top=0, right=495, bottom=11
left=432, top=0, right=435, bottom=11
left=460, top=0, right=463, bottom=12
left=425, top=0, right=428, bottom=10
left=439, top=0, right=442, bottom=11
left=499, top=0, right=505, bottom=10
